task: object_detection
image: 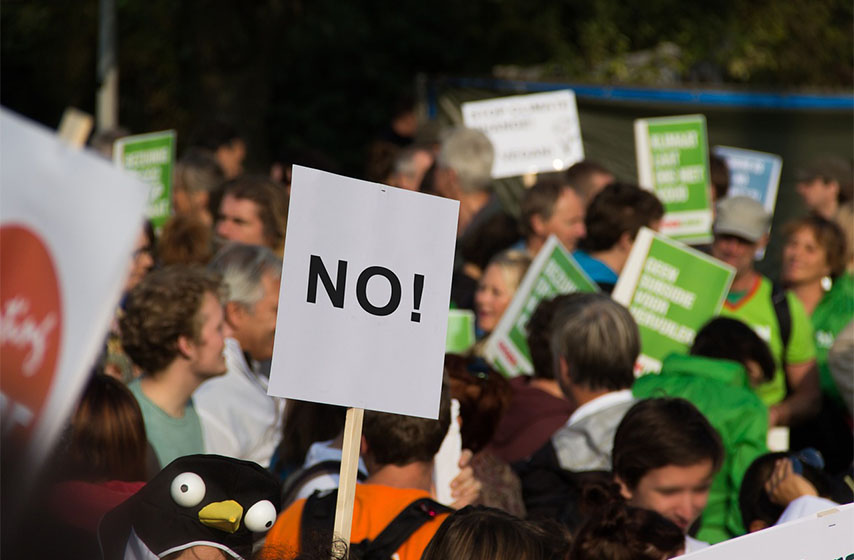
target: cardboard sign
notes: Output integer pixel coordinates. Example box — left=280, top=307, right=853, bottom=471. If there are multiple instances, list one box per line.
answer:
left=0, top=109, right=147, bottom=473
left=483, top=235, right=598, bottom=376
left=712, top=146, right=782, bottom=213
left=680, top=502, right=853, bottom=559
left=113, top=130, right=176, bottom=230
left=612, top=228, right=734, bottom=374
left=268, top=166, right=459, bottom=419
left=635, top=114, right=712, bottom=244
left=446, top=310, right=476, bottom=354
left=462, top=90, right=584, bottom=179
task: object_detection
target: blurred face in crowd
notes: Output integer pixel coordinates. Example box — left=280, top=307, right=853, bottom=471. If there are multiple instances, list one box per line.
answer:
left=475, top=263, right=513, bottom=334
left=619, top=459, right=715, bottom=534
left=230, top=271, right=280, bottom=361
left=711, top=234, right=759, bottom=277
left=782, top=226, right=831, bottom=287
left=188, top=292, right=231, bottom=378
left=539, top=188, right=586, bottom=251
left=217, top=139, right=246, bottom=180
left=796, top=177, right=836, bottom=214
left=125, top=228, right=154, bottom=293
left=217, top=194, right=266, bottom=246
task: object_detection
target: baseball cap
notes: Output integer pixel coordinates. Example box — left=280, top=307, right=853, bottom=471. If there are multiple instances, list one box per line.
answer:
left=714, top=196, right=771, bottom=243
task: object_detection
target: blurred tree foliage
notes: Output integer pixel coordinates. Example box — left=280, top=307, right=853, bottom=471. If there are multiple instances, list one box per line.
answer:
left=2, top=0, right=851, bottom=175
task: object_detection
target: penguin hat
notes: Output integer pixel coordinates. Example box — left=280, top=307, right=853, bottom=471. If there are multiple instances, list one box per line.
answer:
left=99, top=454, right=282, bottom=560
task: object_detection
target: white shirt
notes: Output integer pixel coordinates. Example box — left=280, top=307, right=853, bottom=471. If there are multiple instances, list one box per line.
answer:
left=294, top=439, right=369, bottom=501
left=566, top=389, right=634, bottom=426
left=194, top=338, right=286, bottom=466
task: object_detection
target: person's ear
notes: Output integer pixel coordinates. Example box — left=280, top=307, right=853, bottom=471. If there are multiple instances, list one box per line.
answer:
left=757, top=233, right=770, bottom=252
left=617, top=231, right=634, bottom=253
left=531, top=214, right=548, bottom=238
left=559, top=356, right=571, bottom=386
left=360, top=435, right=369, bottom=457
left=177, top=334, right=195, bottom=360
left=615, top=475, right=633, bottom=500
left=748, top=519, right=768, bottom=533
left=224, top=301, right=247, bottom=329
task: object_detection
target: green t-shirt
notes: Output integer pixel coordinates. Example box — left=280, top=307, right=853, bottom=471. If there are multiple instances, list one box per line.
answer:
left=128, top=378, right=205, bottom=468
left=812, top=272, right=854, bottom=405
left=719, top=276, right=816, bottom=406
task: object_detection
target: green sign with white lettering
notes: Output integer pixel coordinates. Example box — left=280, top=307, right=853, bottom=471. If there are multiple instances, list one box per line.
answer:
left=613, top=227, right=734, bottom=374
left=114, top=130, right=176, bottom=230
left=635, top=114, right=712, bottom=244
left=484, top=235, right=598, bottom=377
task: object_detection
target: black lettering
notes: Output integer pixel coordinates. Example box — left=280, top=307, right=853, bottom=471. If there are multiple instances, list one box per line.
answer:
left=356, top=266, right=401, bottom=316
left=307, top=255, right=346, bottom=308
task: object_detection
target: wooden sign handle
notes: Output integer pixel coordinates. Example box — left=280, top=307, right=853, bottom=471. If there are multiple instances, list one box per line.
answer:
left=333, top=407, right=365, bottom=549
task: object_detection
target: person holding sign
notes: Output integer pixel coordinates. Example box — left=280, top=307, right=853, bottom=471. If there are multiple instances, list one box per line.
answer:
left=265, top=389, right=457, bottom=560
left=519, top=175, right=587, bottom=256
left=119, top=266, right=230, bottom=468
left=712, top=196, right=819, bottom=427
left=574, top=183, right=664, bottom=293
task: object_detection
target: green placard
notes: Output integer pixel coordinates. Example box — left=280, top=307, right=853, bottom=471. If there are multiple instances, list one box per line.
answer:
left=446, top=309, right=476, bottom=354
left=113, top=130, right=176, bottom=230
left=484, top=235, right=599, bottom=376
left=613, top=227, right=734, bottom=374
left=635, top=115, right=712, bottom=245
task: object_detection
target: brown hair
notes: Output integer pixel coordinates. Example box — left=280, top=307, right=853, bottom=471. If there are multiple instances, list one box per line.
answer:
left=569, top=503, right=684, bottom=560
left=120, top=265, right=224, bottom=374
left=158, top=214, right=215, bottom=266
left=520, top=176, right=578, bottom=238
left=220, top=175, right=289, bottom=252
left=579, top=182, right=663, bottom=253
left=612, top=398, right=724, bottom=490
left=362, top=385, right=451, bottom=466
left=445, top=354, right=511, bottom=453
left=422, top=505, right=569, bottom=560
left=63, top=374, right=148, bottom=481
left=565, top=160, right=613, bottom=203
left=783, top=214, right=848, bottom=279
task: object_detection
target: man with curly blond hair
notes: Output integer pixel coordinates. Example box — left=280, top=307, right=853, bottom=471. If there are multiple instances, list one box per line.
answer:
left=120, top=265, right=230, bottom=467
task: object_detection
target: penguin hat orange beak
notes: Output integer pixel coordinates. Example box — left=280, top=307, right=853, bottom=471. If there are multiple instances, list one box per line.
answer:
left=198, top=500, right=244, bottom=533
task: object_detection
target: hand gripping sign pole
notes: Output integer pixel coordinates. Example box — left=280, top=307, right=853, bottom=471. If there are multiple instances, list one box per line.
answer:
left=268, top=166, right=458, bottom=553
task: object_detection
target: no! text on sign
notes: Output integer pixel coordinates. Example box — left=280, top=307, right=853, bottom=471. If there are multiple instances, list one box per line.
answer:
left=268, top=166, right=459, bottom=419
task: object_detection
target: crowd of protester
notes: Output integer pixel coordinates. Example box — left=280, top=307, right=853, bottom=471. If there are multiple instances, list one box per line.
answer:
left=12, top=106, right=854, bottom=560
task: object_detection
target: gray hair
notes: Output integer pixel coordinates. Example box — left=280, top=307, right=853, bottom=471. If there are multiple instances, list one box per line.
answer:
left=550, top=293, right=638, bottom=392
left=437, top=127, right=495, bottom=193
left=209, top=242, right=282, bottom=308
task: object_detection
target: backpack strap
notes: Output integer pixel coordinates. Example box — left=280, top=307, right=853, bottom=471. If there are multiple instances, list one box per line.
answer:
left=282, top=460, right=367, bottom=508
left=298, top=488, right=338, bottom=551
left=771, top=283, right=792, bottom=373
left=351, top=497, right=452, bottom=559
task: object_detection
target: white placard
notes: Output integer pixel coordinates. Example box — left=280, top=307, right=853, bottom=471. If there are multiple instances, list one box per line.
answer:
left=268, top=166, right=459, bottom=419
left=0, top=109, right=148, bottom=470
left=462, top=90, right=584, bottom=179
left=679, top=502, right=853, bottom=559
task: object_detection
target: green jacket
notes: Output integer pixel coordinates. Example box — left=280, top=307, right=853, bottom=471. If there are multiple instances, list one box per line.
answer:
left=812, top=272, right=854, bottom=407
left=633, top=354, right=769, bottom=543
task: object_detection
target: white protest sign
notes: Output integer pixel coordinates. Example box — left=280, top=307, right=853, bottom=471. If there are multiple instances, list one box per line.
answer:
left=462, top=90, right=584, bottom=179
left=269, top=166, right=459, bottom=419
left=0, top=109, right=148, bottom=475
left=679, top=502, right=853, bottom=559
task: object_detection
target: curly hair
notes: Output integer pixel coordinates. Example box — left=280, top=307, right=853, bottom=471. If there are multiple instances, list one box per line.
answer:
left=220, top=175, right=289, bottom=253
left=120, top=265, right=224, bottom=375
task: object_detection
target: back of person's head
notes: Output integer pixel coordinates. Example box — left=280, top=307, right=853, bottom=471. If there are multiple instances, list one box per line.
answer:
left=362, top=385, right=451, bottom=466
left=274, top=400, right=348, bottom=475
left=60, top=373, right=148, bottom=482
left=519, top=175, right=577, bottom=238
left=459, top=216, right=523, bottom=273
left=526, top=294, right=573, bottom=380
left=579, top=182, right=664, bottom=253
left=120, top=265, right=224, bottom=374
left=565, top=160, right=614, bottom=203
left=690, top=317, right=775, bottom=383
left=613, top=398, right=724, bottom=491
left=569, top=502, right=684, bottom=560
left=209, top=242, right=282, bottom=308
left=174, top=148, right=225, bottom=195
left=437, top=127, right=495, bottom=193
left=444, top=354, right=511, bottom=454
left=220, top=175, right=289, bottom=251
left=550, top=293, right=639, bottom=392
left=422, top=505, right=568, bottom=560
left=158, top=214, right=215, bottom=266
left=709, top=153, right=730, bottom=201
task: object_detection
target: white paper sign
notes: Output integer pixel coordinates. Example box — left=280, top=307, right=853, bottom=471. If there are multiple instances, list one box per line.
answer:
left=679, top=502, right=853, bottom=559
left=269, top=166, right=459, bottom=419
left=462, top=90, right=584, bottom=179
left=0, top=109, right=148, bottom=472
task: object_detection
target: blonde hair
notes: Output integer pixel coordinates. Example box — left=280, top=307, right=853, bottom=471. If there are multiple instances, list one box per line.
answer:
left=486, top=249, right=532, bottom=295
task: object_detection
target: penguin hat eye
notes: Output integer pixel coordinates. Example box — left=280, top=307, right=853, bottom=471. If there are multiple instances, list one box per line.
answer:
left=243, top=500, right=277, bottom=532
left=170, top=472, right=206, bottom=507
